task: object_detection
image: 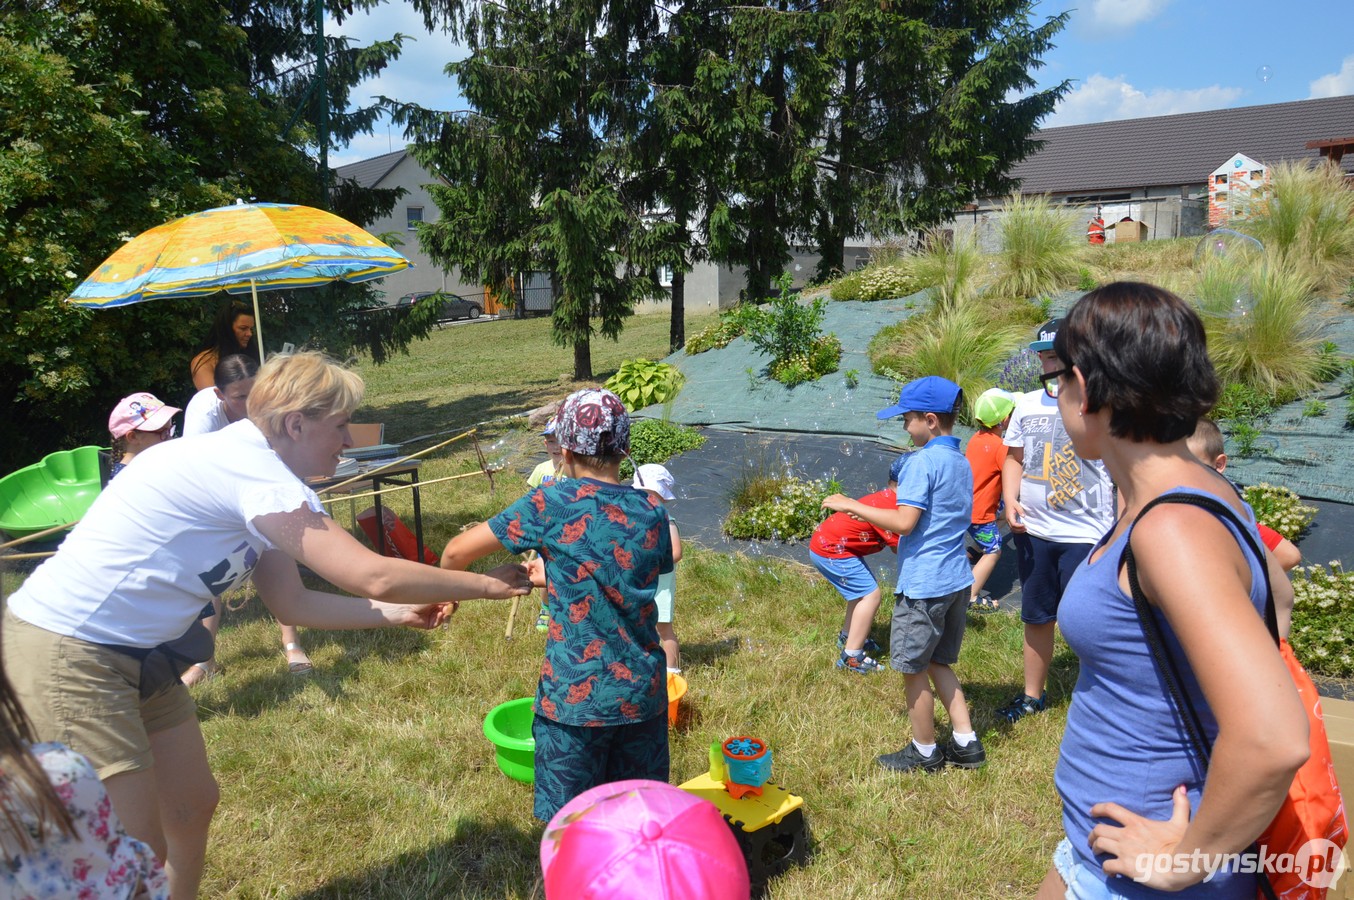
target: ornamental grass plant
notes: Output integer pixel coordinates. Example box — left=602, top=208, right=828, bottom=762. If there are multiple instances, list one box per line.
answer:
left=869, top=300, right=1030, bottom=415
left=1198, top=257, right=1326, bottom=398
left=910, top=228, right=985, bottom=311
left=1243, top=161, right=1354, bottom=296
left=990, top=193, right=1083, bottom=299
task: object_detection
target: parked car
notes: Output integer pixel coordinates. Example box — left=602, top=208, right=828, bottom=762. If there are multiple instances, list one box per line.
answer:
left=397, top=291, right=483, bottom=323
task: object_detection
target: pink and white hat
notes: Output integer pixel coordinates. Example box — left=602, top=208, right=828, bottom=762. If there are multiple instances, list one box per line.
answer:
left=540, top=779, right=750, bottom=900
left=109, top=392, right=180, bottom=439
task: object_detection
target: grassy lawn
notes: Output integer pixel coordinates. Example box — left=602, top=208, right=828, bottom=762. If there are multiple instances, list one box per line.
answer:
left=351, top=311, right=717, bottom=441
left=193, top=314, right=1071, bottom=897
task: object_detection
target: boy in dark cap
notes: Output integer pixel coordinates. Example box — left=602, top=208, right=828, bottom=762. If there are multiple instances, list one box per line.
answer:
left=823, top=375, right=985, bottom=772
left=441, top=388, right=675, bottom=819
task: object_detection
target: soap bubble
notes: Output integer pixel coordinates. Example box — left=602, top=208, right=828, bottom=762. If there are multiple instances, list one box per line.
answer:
left=1194, top=229, right=1265, bottom=318
left=1256, top=64, right=1273, bottom=83
left=840, top=441, right=853, bottom=456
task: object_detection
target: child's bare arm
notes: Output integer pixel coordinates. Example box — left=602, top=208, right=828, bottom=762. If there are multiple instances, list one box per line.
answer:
left=669, top=521, right=682, bottom=564
left=441, top=521, right=504, bottom=571
left=821, top=494, right=922, bottom=536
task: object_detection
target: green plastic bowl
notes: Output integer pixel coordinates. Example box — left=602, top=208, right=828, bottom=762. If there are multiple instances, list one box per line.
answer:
left=0, top=446, right=105, bottom=540
left=483, top=697, right=535, bottom=783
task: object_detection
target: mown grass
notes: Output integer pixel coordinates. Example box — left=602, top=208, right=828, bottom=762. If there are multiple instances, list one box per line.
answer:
left=187, top=317, right=1071, bottom=897
left=200, top=527, right=1071, bottom=898
left=350, top=311, right=717, bottom=441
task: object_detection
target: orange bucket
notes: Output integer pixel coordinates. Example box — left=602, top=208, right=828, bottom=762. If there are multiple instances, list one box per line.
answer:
left=666, top=672, right=688, bottom=726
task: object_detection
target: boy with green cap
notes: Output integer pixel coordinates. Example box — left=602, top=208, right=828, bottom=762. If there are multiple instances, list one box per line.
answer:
left=822, top=375, right=985, bottom=772
left=966, top=388, right=1017, bottom=611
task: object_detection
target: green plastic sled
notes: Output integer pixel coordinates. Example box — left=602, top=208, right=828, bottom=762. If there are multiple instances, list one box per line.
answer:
left=0, top=446, right=106, bottom=540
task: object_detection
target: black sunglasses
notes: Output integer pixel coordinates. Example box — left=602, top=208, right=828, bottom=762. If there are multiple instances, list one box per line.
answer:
left=1040, top=367, right=1073, bottom=399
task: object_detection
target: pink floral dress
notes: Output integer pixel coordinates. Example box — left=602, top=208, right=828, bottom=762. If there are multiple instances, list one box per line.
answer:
left=3, top=742, right=170, bottom=899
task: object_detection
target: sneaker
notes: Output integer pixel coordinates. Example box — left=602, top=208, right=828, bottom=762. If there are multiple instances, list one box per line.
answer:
left=997, top=692, right=1047, bottom=723
left=877, top=743, right=945, bottom=774
left=836, top=633, right=882, bottom=655
left=943, top=737, right=987, bottom=769
left=836, top=651, right=883, bottom=674
left=535, top=607, right=550, bottom=633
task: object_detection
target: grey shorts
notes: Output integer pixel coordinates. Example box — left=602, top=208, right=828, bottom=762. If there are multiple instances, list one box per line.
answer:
left=889, top=587, right=969, bottom=674
left=3, top=607, right=198, bottom=780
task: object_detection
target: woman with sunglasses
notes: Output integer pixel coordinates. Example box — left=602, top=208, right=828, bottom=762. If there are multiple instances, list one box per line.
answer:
left=1037, top=282, right=1307, bottom=898
left=4, top=352, right=533, bottom=899
left=108, top=392, right=180, bottom=479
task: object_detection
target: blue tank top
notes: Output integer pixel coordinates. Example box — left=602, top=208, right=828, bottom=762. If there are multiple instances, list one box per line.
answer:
left=1055, top=487, right=1268, bottom=898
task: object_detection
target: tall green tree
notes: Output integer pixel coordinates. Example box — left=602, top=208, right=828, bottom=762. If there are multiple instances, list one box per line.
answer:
left=812, top=1, right=1069, bottom=279
left=1, top=0, right=421, bottom=472
left=397, top=0, right=669, bottom=380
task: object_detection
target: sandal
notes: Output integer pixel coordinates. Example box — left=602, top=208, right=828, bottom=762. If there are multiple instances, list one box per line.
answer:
left=182, top=661, right=223, bottom=687
left=285, top=642, right=314, bottom=676
left=968, top=593, right=1000, bottom=613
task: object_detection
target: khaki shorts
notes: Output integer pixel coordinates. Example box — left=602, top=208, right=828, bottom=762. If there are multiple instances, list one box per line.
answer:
left=3, top=607, right=198, bottom=779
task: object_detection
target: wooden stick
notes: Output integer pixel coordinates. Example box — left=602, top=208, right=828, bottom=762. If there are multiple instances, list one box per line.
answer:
left=507, top=550, right=538, bottom=641
left=0, top=522, right=79, bottom=551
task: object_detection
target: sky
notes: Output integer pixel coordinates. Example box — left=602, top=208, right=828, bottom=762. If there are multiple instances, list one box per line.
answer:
left=328, top=0, right=1354, bottom=166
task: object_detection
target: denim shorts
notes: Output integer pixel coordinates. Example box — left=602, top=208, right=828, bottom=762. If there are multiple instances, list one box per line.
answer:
left=889, top=587, right=968, bottom=674
left=1053, top=838, right=1133, bottom=899
left=810, top=551, right=881, bottom=603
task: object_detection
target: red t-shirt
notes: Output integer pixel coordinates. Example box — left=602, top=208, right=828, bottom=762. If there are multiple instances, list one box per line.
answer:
left=810, top=489, right=900, bottom=559
left=966, top=432, right=1007, bottom=525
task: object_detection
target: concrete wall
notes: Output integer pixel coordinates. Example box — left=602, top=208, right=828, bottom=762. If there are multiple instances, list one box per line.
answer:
left=948, top=188, right=1211, bottom=252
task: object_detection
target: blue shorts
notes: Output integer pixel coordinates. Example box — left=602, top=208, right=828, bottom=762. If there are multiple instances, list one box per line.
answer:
left=967, top=521, right=1003, bottom=555
left=1013, top=534, right=1094, bottom=625
left=532, top=713, right=668, bottom=821
left=809, top=551, right=881, bottom=603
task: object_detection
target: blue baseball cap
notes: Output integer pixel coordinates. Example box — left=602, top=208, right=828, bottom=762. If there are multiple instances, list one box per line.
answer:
left=876, top=376, right=963, bottom=420
left=887, top=454, right=908, bottom=484
left=1030, top=319, right=1060, bottom=352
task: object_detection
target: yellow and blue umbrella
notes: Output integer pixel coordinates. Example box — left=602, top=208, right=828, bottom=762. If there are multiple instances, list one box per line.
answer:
left=67, top=201, right=411, bottom=356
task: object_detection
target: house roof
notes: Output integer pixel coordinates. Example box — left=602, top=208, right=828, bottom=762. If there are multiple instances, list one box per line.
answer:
left=334, top=148, right=408, bottom=189
left=1012, top=96, right=1354, bottom=195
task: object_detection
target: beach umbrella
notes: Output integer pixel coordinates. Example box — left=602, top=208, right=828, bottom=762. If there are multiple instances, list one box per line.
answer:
left=67, top=200, right=411, bottom=357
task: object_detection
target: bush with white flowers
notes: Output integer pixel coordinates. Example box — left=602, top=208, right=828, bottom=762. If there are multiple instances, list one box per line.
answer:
left=1242, top=482, right=1317, bottom=540
left=1289, top=561, right=1354, bottom=677
left=723, top=475, right=841, bottom=541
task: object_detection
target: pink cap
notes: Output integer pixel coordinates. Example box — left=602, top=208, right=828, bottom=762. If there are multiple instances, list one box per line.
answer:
left=540, top=779, right=750, bottom=900
left=109, top=392, right=180, bottom=439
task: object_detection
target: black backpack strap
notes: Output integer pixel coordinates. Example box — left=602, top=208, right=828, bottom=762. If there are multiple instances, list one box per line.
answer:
left=1121, top=491, right=1283, bottom=900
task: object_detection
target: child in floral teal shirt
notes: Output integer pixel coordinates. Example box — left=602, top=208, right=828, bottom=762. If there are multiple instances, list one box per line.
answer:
left=441, top=388, right=674, bottom=820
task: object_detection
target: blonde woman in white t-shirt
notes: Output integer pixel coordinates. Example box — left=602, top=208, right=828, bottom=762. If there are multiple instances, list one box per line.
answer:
left=181, top=353, right=317, bottom=683
left=2, top=351, right=532, bottom=899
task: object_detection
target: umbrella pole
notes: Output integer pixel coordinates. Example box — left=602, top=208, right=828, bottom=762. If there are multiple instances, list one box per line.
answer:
left=249, top=278, right=266, bottom=362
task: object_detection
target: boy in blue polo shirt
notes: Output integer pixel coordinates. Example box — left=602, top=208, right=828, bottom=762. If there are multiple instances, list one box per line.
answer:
left=822, top=375, right=985, bottom=772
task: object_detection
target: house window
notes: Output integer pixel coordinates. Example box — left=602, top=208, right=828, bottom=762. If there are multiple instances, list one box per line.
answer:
left=1251, top=170, right=1265, bottom=180
left=1215, top=191, right=1229, bottom=204
left=406, top=207, right=424, bottom=230
left=1215, top=174, right=1228, bottom=185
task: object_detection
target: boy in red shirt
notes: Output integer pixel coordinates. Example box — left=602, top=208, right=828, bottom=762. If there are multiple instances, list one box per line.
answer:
left=966, top=389, right=1016, bottom=611
left=809, top=457, right=905, bottom=673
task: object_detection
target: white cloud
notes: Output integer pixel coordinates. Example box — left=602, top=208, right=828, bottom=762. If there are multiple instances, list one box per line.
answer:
left=328, top=5, right=467, bottom=165
left=1309, top=55, right=1354, bottom=99
left=1047, top=74, right=1245, bottom=127
left=1083, top=0, right=1170, bottom=34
